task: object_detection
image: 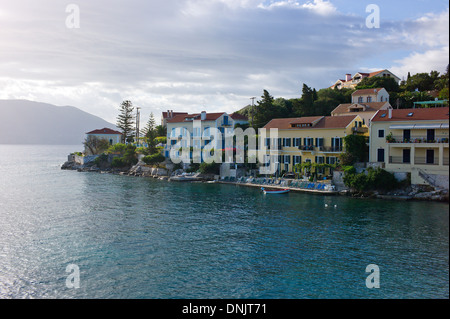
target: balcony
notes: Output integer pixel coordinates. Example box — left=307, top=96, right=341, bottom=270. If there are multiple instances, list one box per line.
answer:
left=299, top=145, right=314, bottom=151
left=388, top=156, right=448, bottom=165
left=387, top=136, right=449, bottom=144
left=320, top=146, right=343, bottom=152
left=352, top=126, right=369, bottom=134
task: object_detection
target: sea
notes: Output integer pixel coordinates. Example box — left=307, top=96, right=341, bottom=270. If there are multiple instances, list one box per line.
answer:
left=0, top=145, right=448, bottom=299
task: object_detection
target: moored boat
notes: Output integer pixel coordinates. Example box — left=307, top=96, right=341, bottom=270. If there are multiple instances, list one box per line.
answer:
left=261, top=187, right=290, bottom=194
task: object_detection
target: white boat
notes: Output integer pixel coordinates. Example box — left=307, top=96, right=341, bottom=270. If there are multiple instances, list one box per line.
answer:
left=261, top=187, right=290, bottom=194
left=169, top=173, right=202, bottom=182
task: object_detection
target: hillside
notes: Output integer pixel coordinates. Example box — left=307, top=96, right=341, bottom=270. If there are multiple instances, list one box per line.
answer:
left=0, top=100, right=117, bottom=145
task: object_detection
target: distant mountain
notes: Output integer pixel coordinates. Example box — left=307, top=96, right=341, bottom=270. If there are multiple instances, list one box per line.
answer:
left=0, top=100, right=118, bottom=145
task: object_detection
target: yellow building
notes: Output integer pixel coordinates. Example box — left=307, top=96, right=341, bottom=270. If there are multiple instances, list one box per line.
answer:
left=369, top=107, right=449, bottom=188
left=262, top=115, right=367, bottom=177
left=331, top=88, right=392, bottom=126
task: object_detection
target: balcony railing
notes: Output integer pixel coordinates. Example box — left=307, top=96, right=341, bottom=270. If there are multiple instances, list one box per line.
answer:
left=299, top=145, right=314, bottom=151
left=389, top=156, right=442, bottom=165
left=352, top=127, right=369, bottom=134
left=320, top=146, right=343, bottom=152
left=388, top=136, right=449, bottom=144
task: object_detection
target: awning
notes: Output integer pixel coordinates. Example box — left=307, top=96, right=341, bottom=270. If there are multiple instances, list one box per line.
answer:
left=389, top=124, right=448, bottom=130
left=389, top=125, right=415, bottom=129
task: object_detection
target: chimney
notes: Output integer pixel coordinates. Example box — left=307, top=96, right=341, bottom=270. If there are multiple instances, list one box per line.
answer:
left=201, top=111, right=206, bottom=120
left=388, top=108, right=392, bottom=119
left=345, top=74, right=352, bottom=82
left=167, top=110, right=171, bottom=118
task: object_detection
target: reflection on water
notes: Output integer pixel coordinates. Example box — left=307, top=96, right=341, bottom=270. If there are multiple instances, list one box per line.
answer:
left=0, top=145, right=448, bottom=298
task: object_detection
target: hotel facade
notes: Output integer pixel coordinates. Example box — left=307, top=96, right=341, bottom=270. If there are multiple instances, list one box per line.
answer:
left=369, top=107, right=449, bottom=188
left=262, top=115, right=368, bottom=177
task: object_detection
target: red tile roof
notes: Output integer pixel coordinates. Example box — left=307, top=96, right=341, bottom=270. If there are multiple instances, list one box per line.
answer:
left=162, top=111, right=188, bottom=119
left=263, top=115, right=358, bottom=130
left=352, top=88, right=384, bottom=95
left=331, top=102, right=389, bottom=115
left=372, top=107, right=449, bottom=122
left=86, top=128, right=122, bottom=135
left=230, top=112, right=248, bottom=121
left=167, top=112, right=226, bottom=123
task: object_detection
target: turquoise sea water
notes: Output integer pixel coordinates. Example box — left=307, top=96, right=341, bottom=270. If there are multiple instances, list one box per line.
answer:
left=0, top=145, right=448, bottom=299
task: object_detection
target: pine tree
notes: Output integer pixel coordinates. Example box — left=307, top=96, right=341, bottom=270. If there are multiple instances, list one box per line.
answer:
left=144, top=112, right=156, bottom=139
left=116, top=100, right=135, bottom=143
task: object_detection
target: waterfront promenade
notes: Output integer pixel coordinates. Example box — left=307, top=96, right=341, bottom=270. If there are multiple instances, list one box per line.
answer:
left=218, top=176, right=338, bottom=195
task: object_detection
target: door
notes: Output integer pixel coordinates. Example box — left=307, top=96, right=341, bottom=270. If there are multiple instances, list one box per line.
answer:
left=402, top=149, right=411, bottom=163
left=427, top=129, right=435, bottom=142
left=426, top=149, right=434, bottom=164
left=377, top=148, right=385, bottom=162
left=403, top=129, right=411, bottom=142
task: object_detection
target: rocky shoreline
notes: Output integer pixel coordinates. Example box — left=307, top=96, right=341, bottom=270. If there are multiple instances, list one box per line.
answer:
left=342, top=186, right=449, bottom=203
left=61, top=158, right=449, bottom=203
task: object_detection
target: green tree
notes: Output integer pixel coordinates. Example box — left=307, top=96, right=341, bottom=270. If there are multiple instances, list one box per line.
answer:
left=253, top=89, right=275, bottom=129
left=301, top=83, right=316, bottom=115
left=343, top=135, right=368, bottom=162
left=356, top=76, right=400, bottom=92
left=402, top=72, right=434, bottom=92
left=83, top=135, right=110, bottom=155
left=116, top=100, right=135, bottom=143
left=155, top=125, right=167, bottom=137
left=144, top=112, right=156, bottom=138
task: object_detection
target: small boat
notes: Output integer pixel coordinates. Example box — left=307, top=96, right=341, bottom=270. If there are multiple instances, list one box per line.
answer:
left=261, top=187, right=290, bottom=194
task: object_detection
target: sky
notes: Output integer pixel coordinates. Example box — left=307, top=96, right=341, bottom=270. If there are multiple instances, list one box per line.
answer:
left=0, top=0, right=448, bottom=125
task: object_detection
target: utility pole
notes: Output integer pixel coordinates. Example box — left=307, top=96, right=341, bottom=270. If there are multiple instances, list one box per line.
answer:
left=136, top=107, right=141, bottom=145
left=250, top=97, right=256, bottom=127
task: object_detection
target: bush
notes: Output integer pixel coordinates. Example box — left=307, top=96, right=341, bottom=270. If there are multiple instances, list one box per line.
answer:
left=343, top=167, right=399, bottom=192
left=367, top=167, right=399, bottom=191
left=199, top=162, right=220, bottom=174
left=186, top=163, right=200, bottom=173
left=107, top=143, right=128, bottom=155
left=143, top=153, right=165, bottom=165
left=111, top=157, right=126, bottom=168
left=123, top=144, right=138, bottom=165
left=94, top=153, right=108, bottom=166
left=154, top=136, right=167, bottom=144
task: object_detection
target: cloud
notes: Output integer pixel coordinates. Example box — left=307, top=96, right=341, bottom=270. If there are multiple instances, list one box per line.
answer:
left=300, top=0, right=337, bottom=15
left=0, top=0, right=448, bottom=124
left=390, top=46, right=449, bottom=80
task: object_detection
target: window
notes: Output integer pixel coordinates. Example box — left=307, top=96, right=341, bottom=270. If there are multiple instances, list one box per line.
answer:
left=283, top=138, right=291, bottom=147
left=293, top=155, right=302, bottom=165
left=283, top=155, right=291, bottom=164
left=293, top=138, right=301, bottom=147
left=367, top=96, right=372, bottom=102
left=378, top=129, right=385, bottom=138
left=358, top=97, right=363, bottom=103
left=331, top=137, right=342, bottom=151
left=304, top=137, right=313, bottom=146
left=315, top=138, right=324, bottom=147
